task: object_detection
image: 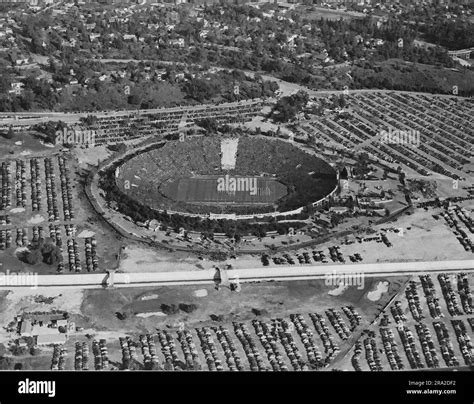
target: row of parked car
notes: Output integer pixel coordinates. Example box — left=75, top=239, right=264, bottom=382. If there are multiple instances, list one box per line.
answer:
left=30, top=159, right=42, bottom=212
left=405, top=281, right=424, bottom=322
left=196, top=327, right=224, bottom=371
left=140, top=334, right=162, bottom=370
left=92, top=339, right=109, bottom=370
left=415, top=323, right=440, bottom=369
left=233, top=322, right=266, bottom=371
left=0, top=229, right=11, bottom=250
left=262, top=248, right=364, bottom=267
left=363, top=335, right=383, bottom=372
left=156, top=329, right=181, bottom=370
left=275, top=319, right=307, bottom=371
left=66, top=239, right=81, bottom=273
left=49, top=224, right=63, bottom=249
left=84, top=237, right=99, bottom=272
left=309, top=313, right=340, bottom=364
left=74, top=341, right=89, bottom=370
left=451, top=205, right=474, bottom=234
left=58, top=156, right=75, bottom=222
left=468, top=318, right=474, bottom=332
left=15, top=228, right=29, bottom=248
left=457, top=273, right=473, bottom=315
left=14, top=160, right=26, bottom=208
left=380, top=327, right=404, bottom=370
left=351, top=340, right=363, bottom=371
left=442, top=207, right=474, bottom=252
left=0, top=162, right=12, bottom=210
left=397, top=326, right=424, bottom=370
left=252, top=320, right=288, bottom=371
left=65, top=223, right=76, bottom=237
left=390, top=301, right=407, bottom=324
left=326, top=309, right=351, bottom=340
left=438, top=274, right=464, bottom=317
left=51, top=345, right=67, bottom=371
left=433, top=321, right=459, bottom=367
left=419, top=275, right=443, bottom=319
left=341, top=306, right=362, bottom=332
left=290, top=313, right=323, bottom=369
left=451, top=320, right=473, bottom=366
left=120, top=336, right=139, bottom=370
left=44, top=158, right=61, bottom=222
left=213, top=326, right=243, bottom=371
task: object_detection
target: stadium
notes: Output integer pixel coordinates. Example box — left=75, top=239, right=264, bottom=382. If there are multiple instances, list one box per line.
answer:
left=105, top=135, right=338, bottom=221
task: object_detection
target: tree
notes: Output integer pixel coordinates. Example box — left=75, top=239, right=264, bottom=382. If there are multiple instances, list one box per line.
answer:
left=195, top=118, right=219, bottom=133
left=30, top=347, right=42, bottom=356
left=179, top=303, right=198, bottom=313
left=24, top=249, right=42, bottom=265
left=41, top=241, right=62, bottom=265
left=0, top=357, right=14, bottom=370
left=5, top=126, right=14, bottom=139
left=271, top=91, right=309, bottom=122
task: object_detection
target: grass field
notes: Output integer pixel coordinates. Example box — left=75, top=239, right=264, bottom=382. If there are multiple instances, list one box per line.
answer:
left=77, top=277, right=405, bottom=333
left=161, top=176, right=288, bottom=205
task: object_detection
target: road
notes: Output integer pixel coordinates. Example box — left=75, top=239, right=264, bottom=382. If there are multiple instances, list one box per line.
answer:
left=1, top=260, right=472, bottom=290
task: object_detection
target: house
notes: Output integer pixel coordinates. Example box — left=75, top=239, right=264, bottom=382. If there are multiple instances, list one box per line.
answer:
left=147, top=219, right=160, bottom=231
left=56, top=319, right=68, bottom=328
left=314, top=213, right=331, bottom=227
left=19, top=319, right=33, bottom=336
left=329, top=206, right=349, bottom=214
left=169, top=37, right=185, bottom=48
left=154, top=68, right=166, bottom=80
left=354, top=34, right=363, bottom=45
left=14, top=56, right=29, bottom=66
left=9, top=82, right=24, bottom=95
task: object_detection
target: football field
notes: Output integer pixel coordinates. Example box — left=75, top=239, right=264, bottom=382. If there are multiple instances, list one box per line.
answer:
left=162, top=176, right=288, bottom=205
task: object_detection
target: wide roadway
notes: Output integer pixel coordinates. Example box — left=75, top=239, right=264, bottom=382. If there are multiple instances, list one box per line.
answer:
left=0, top=259, right=472, bottom=290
